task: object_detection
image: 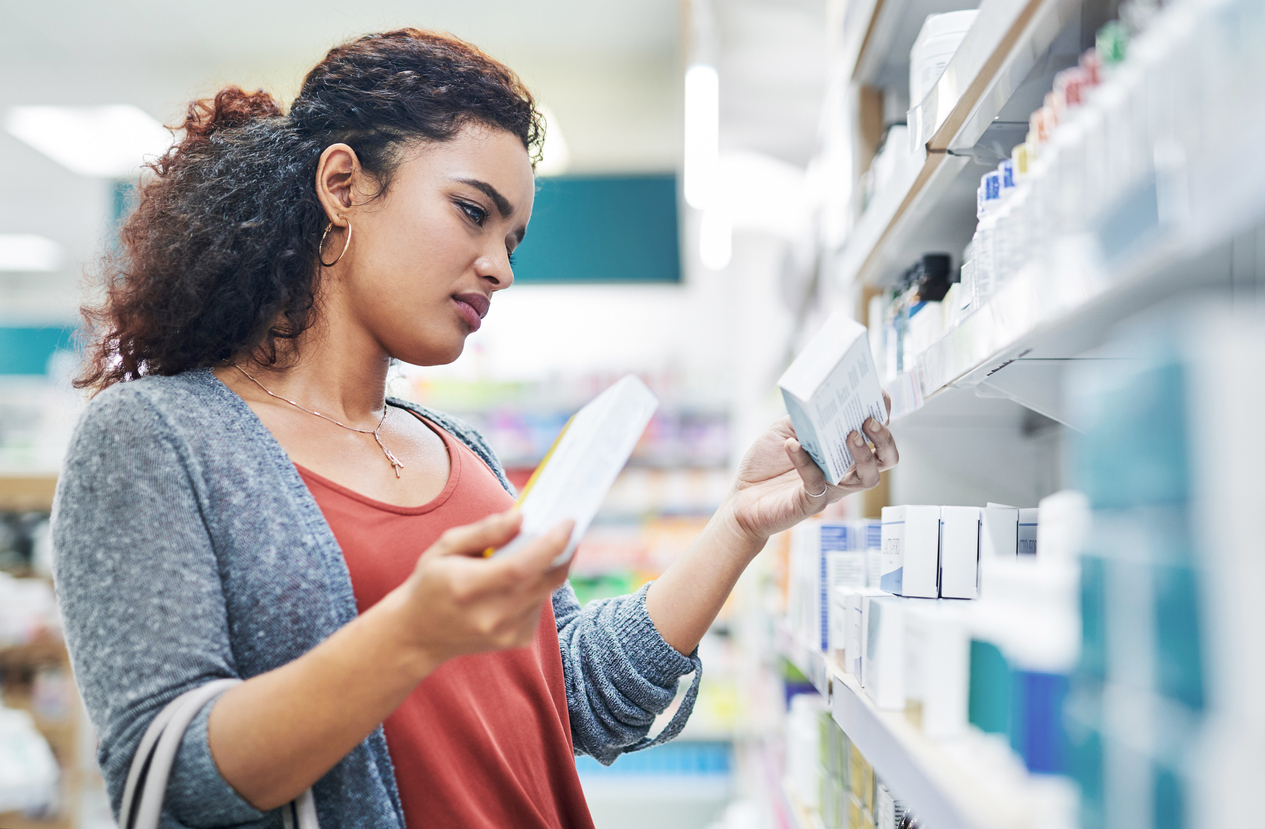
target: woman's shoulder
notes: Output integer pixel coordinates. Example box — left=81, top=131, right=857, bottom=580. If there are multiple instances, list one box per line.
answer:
left=70, top=369, right=249, bottom=461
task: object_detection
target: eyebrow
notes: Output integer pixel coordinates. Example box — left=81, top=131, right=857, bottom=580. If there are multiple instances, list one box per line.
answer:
left=454, top=177, right=526, bottom=243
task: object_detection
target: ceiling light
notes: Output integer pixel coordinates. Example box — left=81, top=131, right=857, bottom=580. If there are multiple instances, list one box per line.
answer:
left=536, top=105, right=571, bottom=176
left=683, top=64, right=719, bottom=210
left=5, top=105, right=172, bottom=177
left=0, top=235, right=63, bottom=272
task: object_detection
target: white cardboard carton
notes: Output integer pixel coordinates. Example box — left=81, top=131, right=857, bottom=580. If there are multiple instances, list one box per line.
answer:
left=778, top=311, right=888, bottom=485
left=880, top=505, right=940, bottom=598
left=863, top=596, right=905, bottom=710
left=903, top=602, right=969, bottom=738
left=1018, top=507, right=1039, bottom=556
left=939, top=506, right=981, bottom=599
left=980, top=503, right=1019, bottom=558
left=496, top=375, right=658, bottom=565
left=842, top=587, right=884, bottom=679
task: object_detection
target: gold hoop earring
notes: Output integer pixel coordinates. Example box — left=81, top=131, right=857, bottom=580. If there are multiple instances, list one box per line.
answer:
left=319, top=220, right=352, bottom=267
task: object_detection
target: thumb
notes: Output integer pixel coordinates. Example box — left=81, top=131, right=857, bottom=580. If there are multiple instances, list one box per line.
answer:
left=427, top=509, right=524, bottom=559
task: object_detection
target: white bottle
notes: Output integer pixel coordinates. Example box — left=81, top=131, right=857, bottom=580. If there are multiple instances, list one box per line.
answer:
left=972, top=171, right=1002, bottom=306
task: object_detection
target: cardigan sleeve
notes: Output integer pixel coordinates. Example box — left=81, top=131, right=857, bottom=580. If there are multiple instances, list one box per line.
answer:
left=51, top=386, right=268, bottom=828
left=552, top=582, right=702, bottom=764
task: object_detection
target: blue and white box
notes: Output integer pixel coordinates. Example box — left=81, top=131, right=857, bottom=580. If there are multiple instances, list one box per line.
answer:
left=880, top=505, right=940, bottom=598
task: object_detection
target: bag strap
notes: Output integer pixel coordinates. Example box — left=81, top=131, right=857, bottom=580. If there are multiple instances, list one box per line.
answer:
left=120, top=679, right=318, bottom=829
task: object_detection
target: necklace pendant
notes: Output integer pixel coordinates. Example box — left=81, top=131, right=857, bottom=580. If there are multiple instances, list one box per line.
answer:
left=384, top=448, right=405, bottom=478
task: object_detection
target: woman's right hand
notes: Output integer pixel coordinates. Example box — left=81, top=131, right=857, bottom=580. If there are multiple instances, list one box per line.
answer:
left=391, top=510, right=573, bottom=668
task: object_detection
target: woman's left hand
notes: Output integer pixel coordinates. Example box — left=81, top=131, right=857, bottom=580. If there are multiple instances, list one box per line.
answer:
left=723, top=392, right=898, bottom=546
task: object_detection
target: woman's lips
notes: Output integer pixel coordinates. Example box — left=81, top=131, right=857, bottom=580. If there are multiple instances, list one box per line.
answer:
left=453, top=293, right=490, bottom=331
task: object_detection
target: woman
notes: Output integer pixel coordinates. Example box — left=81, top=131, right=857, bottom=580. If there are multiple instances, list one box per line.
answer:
left=53, top=28, right=898, bottom=828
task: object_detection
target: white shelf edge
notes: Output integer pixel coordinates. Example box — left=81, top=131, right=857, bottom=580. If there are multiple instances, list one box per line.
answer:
left=775, top=622, right=832, bottom=700
left=828, top=667, right=1029, bottom=829
left=834, top=0, right=1081, bottom=288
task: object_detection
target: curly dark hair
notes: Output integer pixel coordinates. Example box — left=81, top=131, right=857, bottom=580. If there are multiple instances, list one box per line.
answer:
left=78, top=28, right=544, bottom=392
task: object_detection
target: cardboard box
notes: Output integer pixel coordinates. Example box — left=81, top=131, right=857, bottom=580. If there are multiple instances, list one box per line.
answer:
left=880, top=505, right=940, bottom=598
left=1019, top=508, right=1039, bottom=556
left=903, top=602, right=970, bottom=738
left=862, top=596, right=906, bottom=710
left=779, top=311, right=888, bottom=485
left=939, top=506, right=981, bottom=599
left=980, top=503, right=1019, bottom=558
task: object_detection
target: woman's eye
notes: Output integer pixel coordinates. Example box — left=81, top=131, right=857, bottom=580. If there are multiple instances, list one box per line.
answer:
left=459, top=201, right=487, bottom=226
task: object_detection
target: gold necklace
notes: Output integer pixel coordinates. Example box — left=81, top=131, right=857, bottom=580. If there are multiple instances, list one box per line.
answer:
left=232, top=364, right=405, bottom=478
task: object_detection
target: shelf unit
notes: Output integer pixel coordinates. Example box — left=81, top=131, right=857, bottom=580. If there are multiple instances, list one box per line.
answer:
left=0, top=473, right=57, bottom=513
left=836, top=0, right=1088, bottom=290
left=886, top=78, right=1265, bottom=427
left=775, top=628, right=1072, bottom=829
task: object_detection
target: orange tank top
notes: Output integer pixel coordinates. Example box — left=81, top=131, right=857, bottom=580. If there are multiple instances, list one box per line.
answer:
left=297, top=413, right=595, bottom=829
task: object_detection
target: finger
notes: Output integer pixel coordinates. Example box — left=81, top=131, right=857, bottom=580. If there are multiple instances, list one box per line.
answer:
left=863, top=417, right=899, bottom=470
left=507, top=519, right=575, bottom=581
left=428, top=510, right=523, bottom=559
left=882, top=389, right=893, bottom=418
left=785, top=437, right=830, bottom=498
left=848, top=431, right=881, bottom=489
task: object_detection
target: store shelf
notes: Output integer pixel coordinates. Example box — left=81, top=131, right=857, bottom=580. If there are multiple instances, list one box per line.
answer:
left=836, top=0, right=1085, bottom=289
left=0, top=474, right=57, bottom=512
left=774, top=623, right=831, bottom=700
left=829, top=668, right=1036, bottom=829
left=890, top=115, right=1265, bottom=428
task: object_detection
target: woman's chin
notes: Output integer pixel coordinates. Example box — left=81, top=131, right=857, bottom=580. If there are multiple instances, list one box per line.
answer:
left=393, top=338, right=466, bottom=368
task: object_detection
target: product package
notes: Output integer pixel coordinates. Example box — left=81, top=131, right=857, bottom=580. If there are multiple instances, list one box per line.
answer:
left=1018, top=508, right=1039, bottom=556
left=863, top=596, right=906, bottom=710
left=903, top=603, right=969, bottom=738
left=494, top=375, right=657, bottom=565
left=842, top=587, right=885, bottom=679
left=880, top=505, right=940, bottom=598
left=939, top=506, right=981, bottom=599
left=779, top=311, right=889, bottom=485
left=980, top=503, right=1019, bottom=558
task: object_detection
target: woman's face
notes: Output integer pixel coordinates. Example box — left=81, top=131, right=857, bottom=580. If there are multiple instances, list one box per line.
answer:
left=328, top=122, right=535, bottom=366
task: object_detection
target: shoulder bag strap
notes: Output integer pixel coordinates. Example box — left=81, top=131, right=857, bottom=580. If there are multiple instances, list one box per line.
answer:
left=120, top=679, right=318, bottom=829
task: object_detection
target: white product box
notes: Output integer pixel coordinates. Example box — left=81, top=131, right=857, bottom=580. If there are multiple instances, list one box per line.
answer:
left=1036, top=490, right=1091, bottom=559
left=939, top=506, right=981, bottom=599
left=903, top=603, right=969, bottom=738
left=778, top=311, right=889, bottom=485
left=880, top=505, right=940, bottom=598
left=1018, top=508, right=1039, bottom=556
left=863, top=596, right=906, bottom=710
left=830, top=585, right=850, bottom=665
left=842, top=587, right=884, bottom=679
left=980, top=503, right=1019, bottom=558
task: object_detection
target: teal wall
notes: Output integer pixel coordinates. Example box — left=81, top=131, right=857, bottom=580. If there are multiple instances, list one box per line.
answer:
left=512, top=173, right=680, bottom=284
left=0, top=326, right=76, bottom=375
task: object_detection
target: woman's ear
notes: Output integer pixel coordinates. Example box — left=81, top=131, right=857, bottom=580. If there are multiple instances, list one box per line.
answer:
left=315, top=143, right=360, bottom=225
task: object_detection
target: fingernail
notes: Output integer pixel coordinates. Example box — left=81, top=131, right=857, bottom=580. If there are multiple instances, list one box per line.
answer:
left=851, top=432, right=864, bottom=447
left=865, top=417, right=878, bottom=432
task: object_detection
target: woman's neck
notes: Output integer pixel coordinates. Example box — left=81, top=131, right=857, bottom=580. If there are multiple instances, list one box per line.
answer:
left=230, top=318, right=393, bottom=426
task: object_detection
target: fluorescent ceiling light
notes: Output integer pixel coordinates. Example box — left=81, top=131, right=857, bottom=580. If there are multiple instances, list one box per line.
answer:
left=5, top=105, right=172, bottom=177
left=0, top=235, right=63, bottom=272
left=683, top=64, right=719, bottom=210
left=536, top=105, right=571, bottom=176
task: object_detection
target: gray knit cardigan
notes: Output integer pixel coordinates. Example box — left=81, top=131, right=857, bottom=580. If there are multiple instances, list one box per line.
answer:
left=51, top=368, right=701, bottom=829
